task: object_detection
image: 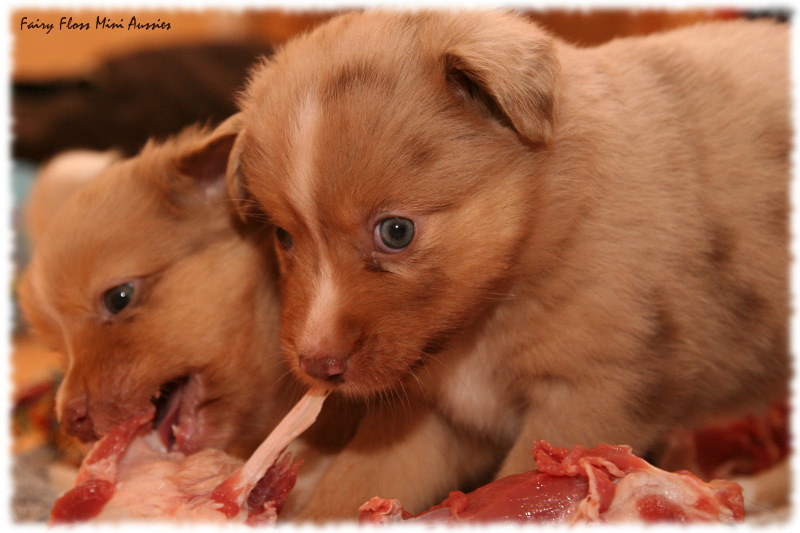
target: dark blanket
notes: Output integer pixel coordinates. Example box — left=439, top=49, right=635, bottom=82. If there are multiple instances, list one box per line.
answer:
left=13, top=42, right=273, bottom=162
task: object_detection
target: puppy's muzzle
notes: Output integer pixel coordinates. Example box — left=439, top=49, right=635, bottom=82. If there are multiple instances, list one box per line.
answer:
left=61, top=397, right=99, bottom=443
left=299, top=354, right=348, bottom=384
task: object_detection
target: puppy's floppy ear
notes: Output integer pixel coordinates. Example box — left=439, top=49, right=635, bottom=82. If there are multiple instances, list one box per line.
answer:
left=173, top=113, right=244, bottom=205
left=442, top=13, right=559, bottom=145
left=225, top=117, right=253, bottom=222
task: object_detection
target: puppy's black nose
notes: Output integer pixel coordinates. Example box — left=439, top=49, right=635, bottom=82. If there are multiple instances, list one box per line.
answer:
left=299, top=355, right=348, bottom=384
left=61, top=398, right=99, bottom=443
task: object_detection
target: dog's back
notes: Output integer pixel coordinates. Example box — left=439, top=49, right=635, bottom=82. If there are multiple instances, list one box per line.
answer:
left=534, top=20, right=790, bottom=428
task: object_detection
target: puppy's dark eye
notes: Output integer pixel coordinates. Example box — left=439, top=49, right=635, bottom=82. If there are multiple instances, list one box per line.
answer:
left=275, top=226, right=294, bottom=249
left=375, top=217, right=415, bottom=252
left=103, top=282, right=135, bottom=315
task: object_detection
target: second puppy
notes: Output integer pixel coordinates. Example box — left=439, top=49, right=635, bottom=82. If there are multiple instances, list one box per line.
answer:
left=18, top=121, right=357, bottom=516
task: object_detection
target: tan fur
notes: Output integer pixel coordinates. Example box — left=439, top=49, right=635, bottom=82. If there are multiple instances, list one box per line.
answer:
left=234, top=10, right=790, bottom=520
left=17, top=122, right=359, bottom=516
left=25, top=150, right=119, bottom=247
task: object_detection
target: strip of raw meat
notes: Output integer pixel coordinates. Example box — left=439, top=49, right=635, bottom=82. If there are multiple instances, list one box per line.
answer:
left=659, top=399, right=789, bottom=481
left=50, top=387, right=328, bottom=524
left=359, top=440, right=745, bottom=525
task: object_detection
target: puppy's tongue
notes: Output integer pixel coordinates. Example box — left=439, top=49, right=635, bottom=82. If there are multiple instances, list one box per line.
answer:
left=173, top=377, right=206, bottom=454
left=152, top=376, right=205, bottom=454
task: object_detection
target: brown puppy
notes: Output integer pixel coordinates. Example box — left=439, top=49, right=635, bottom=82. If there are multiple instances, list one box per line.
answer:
left=233, top=11, right=790, bottom=519
left=19, top=120, right=290, bottom=459
left=17, top=121, right=363, bottom=517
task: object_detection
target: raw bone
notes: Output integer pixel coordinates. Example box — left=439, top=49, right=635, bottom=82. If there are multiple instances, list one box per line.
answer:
left=50, top=387, right=328, bottom=524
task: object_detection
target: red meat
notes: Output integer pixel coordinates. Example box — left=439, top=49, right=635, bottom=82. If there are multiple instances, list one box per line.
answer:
left=50, top=388, right=327, bottom=524
left=360, top=440, right=745, bottom=525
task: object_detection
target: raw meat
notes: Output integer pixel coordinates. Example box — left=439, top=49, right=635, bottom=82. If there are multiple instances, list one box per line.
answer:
left=359, top=440, right=745, bottom=525
left=659, top=399, right=789, bottom=481
left=50, top=387, right=328, bottom=524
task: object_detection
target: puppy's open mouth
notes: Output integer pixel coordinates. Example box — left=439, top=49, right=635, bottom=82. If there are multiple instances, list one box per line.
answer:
left=150, top=374, right=206, bottom=454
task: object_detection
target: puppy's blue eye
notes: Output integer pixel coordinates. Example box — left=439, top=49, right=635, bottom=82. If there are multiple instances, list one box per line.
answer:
left=103, top=282, right=134, bottom=315
left=376, top=217, right=414, bottom=252
left=275, top=226, right=293, bottom=249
